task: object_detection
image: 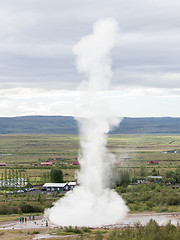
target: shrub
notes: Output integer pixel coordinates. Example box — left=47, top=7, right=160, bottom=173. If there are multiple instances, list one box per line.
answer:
left=166, top=196, right=180, bottom=205
left=19, top=202, right=43, bottom=213
left=94, top=230, right=103, bottom=240
left=27, top=230, right=39, bottom=235
left=107, top=230, right=121, bottom=240
left=81, top=227, right=91, bottom=233
left=118, top=170, right=130, bottom=186
left=64, top=226, right=82, bottom=234
left=157, top=205, right=168, bottom=213
left=106, top=220, right=180, bottom=240
left=20, top=203, right=34, bottom=213
left=0, top=230, right=5, bottom=235
left=32, top=230, right=39, bottom=234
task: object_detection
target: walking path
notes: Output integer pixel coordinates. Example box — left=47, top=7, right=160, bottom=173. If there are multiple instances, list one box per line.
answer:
left=0, top=212, right=179, bottom=230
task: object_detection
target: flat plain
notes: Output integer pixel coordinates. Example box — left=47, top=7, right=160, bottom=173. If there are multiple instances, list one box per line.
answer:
left=0, top=134, right=179, bottom=239
left=0, top=134, right=179, bottom=181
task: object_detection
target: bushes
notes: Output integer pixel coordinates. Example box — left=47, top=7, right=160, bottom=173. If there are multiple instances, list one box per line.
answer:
left=56, top=226, right=92, bottom=235
left=165, top=168, right=180, bottom=184
left=107, top=220, right=180, bottom=240
left=27, top=230, right=40, bottom=235
left=0, top=201, right=43, bottom=215
left=19, top=202, right=34, bottom=213
left=19, top=202, right=43, bottom=213
left=107, top=230, right=121, bottom=240
left=0, top=203, right=20, bottom=215
left=118, top=170, right=130, bottom=186
left=166, top=196, right=180, bottom=205
left=116, top=182, right=180, bottom=212
left=0, top=191, right=64, bottom=215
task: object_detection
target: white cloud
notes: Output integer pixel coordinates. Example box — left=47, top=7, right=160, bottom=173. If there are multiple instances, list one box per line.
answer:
left=0, top=0, right=180, bottom=116
left=0, top=87, right=179, bottom=117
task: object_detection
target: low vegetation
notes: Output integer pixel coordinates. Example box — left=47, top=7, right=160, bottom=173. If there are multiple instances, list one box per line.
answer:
left=116, top=182, right=180, bottom=212
left=0, top=192, right=65, bottom=215
left=50, top=220, right=180, bottom=240
left=105, top=220, right=180, bottom=240
left=0, top=134, right=179, bottom=217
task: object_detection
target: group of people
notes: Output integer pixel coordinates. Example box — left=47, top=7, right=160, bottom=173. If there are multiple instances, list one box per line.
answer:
left=19, top=215, right=49, bottom=227
left=19, top=214, right=35, bottom=223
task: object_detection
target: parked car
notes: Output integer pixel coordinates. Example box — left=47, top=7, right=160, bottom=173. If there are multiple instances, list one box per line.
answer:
left=17, top=190, right=24, bottom=193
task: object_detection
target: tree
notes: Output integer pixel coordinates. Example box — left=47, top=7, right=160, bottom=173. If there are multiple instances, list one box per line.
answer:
left=151, top=168, right=159, bottom=176
left=4, top=169, right=7, bottom=189
left=23, top=173, right=26, bottom=188
left=12, top=169, right=15, bottom=191
left=140, top=166, right=147, bottom=177
left=19, top=171, right=22, bottom=189
left=8, top=169, right=12, bottom=189
left=118, top=170, right=130, bottom=186
left=15, top=170, right=18, bottom=190
left=50, top=169, right=63, bottom=183
left=1, top=173, right=3, bottom=189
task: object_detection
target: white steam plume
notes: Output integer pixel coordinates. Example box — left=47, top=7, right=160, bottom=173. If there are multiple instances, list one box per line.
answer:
left=45, top=18, right=128, bottom=227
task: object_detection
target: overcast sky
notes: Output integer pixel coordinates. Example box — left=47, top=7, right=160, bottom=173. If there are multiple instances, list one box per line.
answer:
left=0, top=0, right=180, bottom=117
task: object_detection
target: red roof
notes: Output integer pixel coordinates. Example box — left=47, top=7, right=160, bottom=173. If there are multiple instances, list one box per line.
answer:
left=40, top=162, right=53, bottom=166
left=0, top=163, right=6, bottom=166
left=147, top=160, right=159, bottom=164
left=151, top=160, right=159, bottom=164
left=71, top=161, right=80, bottom=166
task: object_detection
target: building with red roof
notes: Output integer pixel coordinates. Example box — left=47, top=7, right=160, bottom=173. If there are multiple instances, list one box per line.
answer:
left=0, top=163, right=6, bottom=166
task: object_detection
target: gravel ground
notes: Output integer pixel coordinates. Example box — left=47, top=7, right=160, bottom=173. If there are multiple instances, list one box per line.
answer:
left=0, top=212, right=179, bottom=240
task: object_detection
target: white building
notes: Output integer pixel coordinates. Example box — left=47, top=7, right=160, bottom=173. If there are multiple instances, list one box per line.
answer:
left=42, top=183, right=69, bottom=192
left=42, top=182, right=77, bottom=192
left=68, top=182, right=77, bottom=190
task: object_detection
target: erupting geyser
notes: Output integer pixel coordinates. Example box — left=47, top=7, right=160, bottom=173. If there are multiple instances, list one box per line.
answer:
left=45, top=18, right=129, bottom=227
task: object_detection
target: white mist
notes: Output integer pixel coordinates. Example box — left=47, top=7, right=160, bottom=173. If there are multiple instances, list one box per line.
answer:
left=45, top=18, right=129, bottom=227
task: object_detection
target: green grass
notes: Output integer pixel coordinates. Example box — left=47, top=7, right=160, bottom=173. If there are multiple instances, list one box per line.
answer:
left=116, top=183, right=180, bottom=213
left=0, top=133, right=179, bottom=216
left=0, top=133, right=179, bottom=183
left=0, top=134, right=179, bottom=176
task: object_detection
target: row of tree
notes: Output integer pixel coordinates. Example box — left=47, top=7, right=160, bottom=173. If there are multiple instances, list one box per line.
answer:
left=0, top=169, right=30, bottom=190
left=41, top=168, right=64, bottom=183
left=115, top=167, right=180, bottom=187
left=0, top=168, right=64, bottom=191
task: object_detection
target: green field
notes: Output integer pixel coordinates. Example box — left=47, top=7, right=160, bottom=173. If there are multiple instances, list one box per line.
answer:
left=0, top=134, right=179, bottom=180
left=0, top=134, right=179, bottom=215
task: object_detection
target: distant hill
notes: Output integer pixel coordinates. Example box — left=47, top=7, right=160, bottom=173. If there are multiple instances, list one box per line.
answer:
left=0, top=116, right=180, bottom=134
left=113, top=117, right=180, bottom=134
left=0, top=116, right=78, bottom=134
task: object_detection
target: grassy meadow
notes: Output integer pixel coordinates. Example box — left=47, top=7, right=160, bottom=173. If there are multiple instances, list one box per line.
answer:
left=0, top=134, right=179, bottom=181
left=0, top=133, right=179, bottom=215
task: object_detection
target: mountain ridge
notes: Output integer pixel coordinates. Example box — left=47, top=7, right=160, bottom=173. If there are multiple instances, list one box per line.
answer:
left=0, top=116, right=180, bottom=134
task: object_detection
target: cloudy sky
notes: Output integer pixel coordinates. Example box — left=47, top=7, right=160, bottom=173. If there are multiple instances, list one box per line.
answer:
left=0, top=0, right=180, bottom=117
